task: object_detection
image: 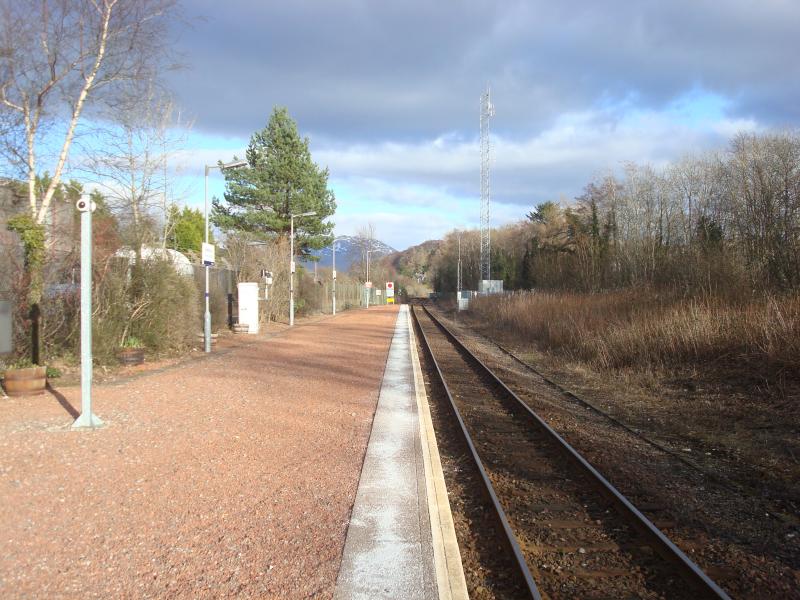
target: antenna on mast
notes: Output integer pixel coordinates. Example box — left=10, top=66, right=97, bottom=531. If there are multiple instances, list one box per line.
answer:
left=480, top=84, right=494, bottom=281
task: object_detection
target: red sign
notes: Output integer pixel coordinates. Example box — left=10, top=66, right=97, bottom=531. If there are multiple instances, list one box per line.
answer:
left=386, top=282, right=393, bottom=289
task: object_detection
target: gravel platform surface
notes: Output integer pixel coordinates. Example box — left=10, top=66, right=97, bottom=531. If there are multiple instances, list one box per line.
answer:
left=0, top=306, right=399, bottom=599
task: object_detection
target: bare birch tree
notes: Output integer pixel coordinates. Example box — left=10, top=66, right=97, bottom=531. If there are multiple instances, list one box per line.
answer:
left=0, top=0, right=179, bottom=223
left=0, top=0, right=179, bottom=362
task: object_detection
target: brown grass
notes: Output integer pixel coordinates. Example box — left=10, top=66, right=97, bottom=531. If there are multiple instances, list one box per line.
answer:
left=470, top=289, right=800, bottom=381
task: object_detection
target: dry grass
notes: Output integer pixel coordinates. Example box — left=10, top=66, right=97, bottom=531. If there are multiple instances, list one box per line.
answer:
left=470, top=289, right=800, bottom=382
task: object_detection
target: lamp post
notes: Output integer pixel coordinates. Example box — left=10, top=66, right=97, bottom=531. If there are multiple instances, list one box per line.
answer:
left=365, top=248, right=373, bottom=308
left=203, top=159, right=247, bottom=353
left=331, top=235, right=347, bottom=316
left=289, top=211, right=317, bottom=326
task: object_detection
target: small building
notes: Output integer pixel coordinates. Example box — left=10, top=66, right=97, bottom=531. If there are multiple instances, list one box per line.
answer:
left=478, top=279, right=504, bottom=295
left=457, top=290, right=476, bottom=311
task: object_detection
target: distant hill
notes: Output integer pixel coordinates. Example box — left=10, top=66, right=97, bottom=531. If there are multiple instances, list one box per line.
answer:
left=304, top=235, right=396, bottom=272
left=384, top=239, right=442, bottom=284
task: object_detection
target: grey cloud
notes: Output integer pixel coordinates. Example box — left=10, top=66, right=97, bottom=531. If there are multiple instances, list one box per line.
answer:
left=169, top=0, right=800, bottom=140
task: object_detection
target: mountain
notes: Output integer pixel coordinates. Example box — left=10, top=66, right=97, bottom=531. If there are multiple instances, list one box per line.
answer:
left=385, top=239, right=443, bottom=284
left=304, top=236, right=397, bottom=272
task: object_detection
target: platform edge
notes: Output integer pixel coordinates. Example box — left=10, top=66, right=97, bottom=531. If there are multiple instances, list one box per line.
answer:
left=407, top=307, right=470, bottom=600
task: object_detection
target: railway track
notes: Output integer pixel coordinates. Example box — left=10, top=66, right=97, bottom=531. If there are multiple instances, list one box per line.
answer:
left=411, top=303, right=731, bottom=600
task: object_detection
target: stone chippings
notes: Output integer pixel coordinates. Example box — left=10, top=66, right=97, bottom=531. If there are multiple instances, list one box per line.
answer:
left=0, top=307, right=399, bottom=599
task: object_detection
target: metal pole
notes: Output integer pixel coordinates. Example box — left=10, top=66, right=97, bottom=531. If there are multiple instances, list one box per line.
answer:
left=204, top=165, right=211, bottom=353
left=289, top=215, right=294, bottom=327
left=457, top=232, right=463, bottom=293
left=366, top=248, right=371, bottom=308
left=332, top=240, right=337, bottom=315
left=73, top=204, right=103, bottom=429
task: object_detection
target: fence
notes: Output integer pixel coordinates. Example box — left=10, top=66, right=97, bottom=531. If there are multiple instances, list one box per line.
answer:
left=291, top=279, right=377, bottom=316
left=190, top=264, right=238, bottom=332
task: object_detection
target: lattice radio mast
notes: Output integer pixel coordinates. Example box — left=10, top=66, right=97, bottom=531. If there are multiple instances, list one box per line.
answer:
left=480, top=85, right=495, bottom=281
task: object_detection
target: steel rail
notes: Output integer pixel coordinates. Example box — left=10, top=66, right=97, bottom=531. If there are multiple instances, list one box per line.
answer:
left=411, top=306, right=542, bottom=600
left=486, top=339, right=800, bottom=530
left=473, top=331, right=738, bottom=490
left=420, top=304, right=731, bottom=600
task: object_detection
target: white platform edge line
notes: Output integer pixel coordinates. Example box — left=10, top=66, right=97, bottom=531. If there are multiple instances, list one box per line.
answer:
left=407, top=307, right=470, bottom=600
left=333, top=307, right=408, bottom=600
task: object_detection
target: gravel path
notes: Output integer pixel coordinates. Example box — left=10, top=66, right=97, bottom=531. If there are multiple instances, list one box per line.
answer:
left=0, top=307, right=399, bottom=599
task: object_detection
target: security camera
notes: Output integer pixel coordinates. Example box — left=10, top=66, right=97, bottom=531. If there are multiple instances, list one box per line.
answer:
left=76, top=199, right=96, bottom=212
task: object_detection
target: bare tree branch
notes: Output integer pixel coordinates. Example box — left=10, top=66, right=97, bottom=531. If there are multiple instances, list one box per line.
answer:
left=0, top=0, right=181, bottom=225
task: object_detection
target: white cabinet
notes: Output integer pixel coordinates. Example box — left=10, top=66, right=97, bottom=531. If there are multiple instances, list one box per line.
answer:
left=237, top=282, right=260, bottom=334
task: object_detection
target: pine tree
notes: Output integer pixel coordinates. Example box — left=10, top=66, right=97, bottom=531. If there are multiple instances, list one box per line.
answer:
left=212, top=107, right=335, bottom=257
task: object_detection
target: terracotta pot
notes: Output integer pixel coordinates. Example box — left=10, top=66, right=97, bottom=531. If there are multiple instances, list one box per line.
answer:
left=117, top=347, right=145, bottom=366
left=3, top=366, right=47, bottom=397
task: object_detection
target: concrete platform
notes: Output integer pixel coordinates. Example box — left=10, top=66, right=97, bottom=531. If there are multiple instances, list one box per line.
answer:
left=335, top=306, right=468, bottom=600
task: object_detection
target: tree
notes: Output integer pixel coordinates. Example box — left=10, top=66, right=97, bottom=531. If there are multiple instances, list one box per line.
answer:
left=86, top=92, right=189, bottom=258
left=166, top=205, right=210, bottom=256
left=87, top=190, right=121, bottom=260
left=0, top=0, right=179, bottom=362
left=6, top=174, right=81, bottom=363
left=213, top=107, right=336, bottom=257
left=526, top=201, right=560, bottom=225
left=0, top=0, right=179, bottom=225
left=354, top=223, right=376, bottom=282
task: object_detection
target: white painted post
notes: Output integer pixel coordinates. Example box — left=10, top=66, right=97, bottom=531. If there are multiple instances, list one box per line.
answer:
left=289, top=215, right=295, bottom=327
left=204, top=166, right=212, bottom=353
left=72, top=199, right=103, bottom=429
left=332, top=240, right=337, bottom=316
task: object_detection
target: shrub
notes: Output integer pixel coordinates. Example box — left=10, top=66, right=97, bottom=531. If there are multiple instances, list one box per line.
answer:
left=121, top=336, right=143, bottom=349
left=91, top=257, right=200, bottom=361
left=92, top=258, right=133, bottom=363
left=131, top=259, right=200, bottom=353
left=470, top=289, right=800, bottom=383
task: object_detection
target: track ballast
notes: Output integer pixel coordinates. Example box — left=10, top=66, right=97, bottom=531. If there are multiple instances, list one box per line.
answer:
left=411, top=303, right=730, bottom=600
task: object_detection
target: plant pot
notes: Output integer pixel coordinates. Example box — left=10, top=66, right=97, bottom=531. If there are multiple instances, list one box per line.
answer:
left=2, top=365, right=47, bottom=397
left=117, top=348, right=145, bottom=366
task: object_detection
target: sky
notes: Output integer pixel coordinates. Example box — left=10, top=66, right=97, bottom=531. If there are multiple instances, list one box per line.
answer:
left=164, top=0, right=799, bottom=251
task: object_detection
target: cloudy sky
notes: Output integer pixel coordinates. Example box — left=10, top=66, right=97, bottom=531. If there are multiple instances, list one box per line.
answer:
left=167, top=0, right=799, bottom=250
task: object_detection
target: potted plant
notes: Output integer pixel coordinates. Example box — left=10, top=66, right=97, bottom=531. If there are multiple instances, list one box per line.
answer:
left=2, top=357, right=47, bottom=396
left=117, top=336, right=145, bottom=366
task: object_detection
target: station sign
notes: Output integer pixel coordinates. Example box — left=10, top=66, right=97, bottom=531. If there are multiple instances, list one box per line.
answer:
left=365, top=281, right=373, bottom=288
left=385, top=281, right=395, bottom=298
left=201, top=242, right=215, bottom=266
